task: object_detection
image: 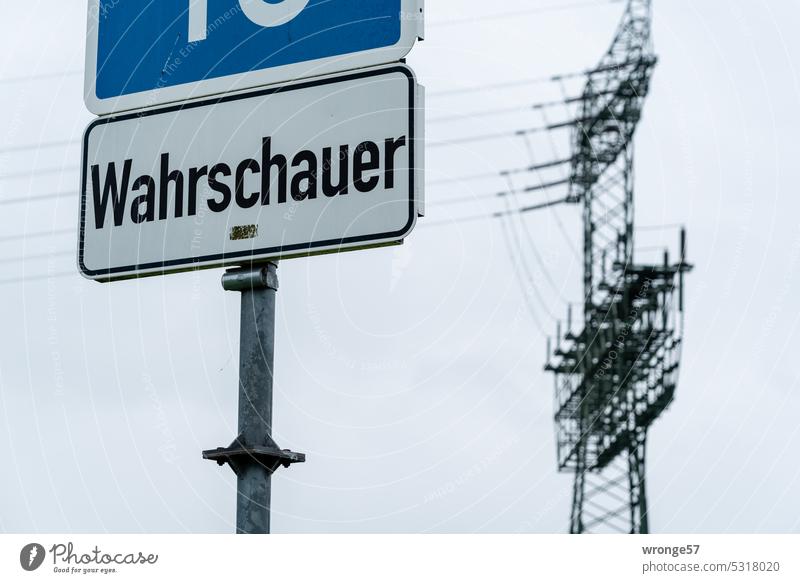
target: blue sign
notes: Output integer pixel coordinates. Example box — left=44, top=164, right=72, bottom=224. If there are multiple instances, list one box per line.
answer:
left=84, top=0, right=423, bottom=114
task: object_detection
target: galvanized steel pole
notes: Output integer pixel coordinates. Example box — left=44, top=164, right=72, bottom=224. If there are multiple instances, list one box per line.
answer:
left=203, top=262, right=305, bottom=534
left=234, top=262, right=277, bottom=534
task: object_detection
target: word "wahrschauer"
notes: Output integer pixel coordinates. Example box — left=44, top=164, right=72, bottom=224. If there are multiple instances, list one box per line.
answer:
left=90, top=135, right=408, bottom=229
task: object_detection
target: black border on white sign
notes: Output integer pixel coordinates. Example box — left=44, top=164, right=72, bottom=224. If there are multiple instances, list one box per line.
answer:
left=78, top=64, right=417, bottom=282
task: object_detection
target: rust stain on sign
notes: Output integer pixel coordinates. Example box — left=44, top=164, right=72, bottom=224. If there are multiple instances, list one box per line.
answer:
left=230, top=225, right=259, bottom=241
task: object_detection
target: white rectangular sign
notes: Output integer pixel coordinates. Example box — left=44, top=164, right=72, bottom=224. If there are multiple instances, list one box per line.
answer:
left=78, top=64, right=423, bottom=281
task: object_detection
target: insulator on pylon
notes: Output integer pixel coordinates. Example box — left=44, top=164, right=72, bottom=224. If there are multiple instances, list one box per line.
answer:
left=601, top=250, right=607, bottom=280
left=679, top=228, right=687, bottom=312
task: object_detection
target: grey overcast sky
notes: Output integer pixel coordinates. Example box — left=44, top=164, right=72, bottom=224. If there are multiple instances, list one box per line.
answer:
left=1, top=0, right=799, bottom=533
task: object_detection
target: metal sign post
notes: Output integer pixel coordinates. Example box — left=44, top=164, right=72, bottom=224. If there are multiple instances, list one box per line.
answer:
left=81, top=0, right=424, bottom=536
left=202, top=263, right=304, bottom=534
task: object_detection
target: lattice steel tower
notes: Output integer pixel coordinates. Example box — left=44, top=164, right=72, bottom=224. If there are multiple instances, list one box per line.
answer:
left=545, top=0, right=691, bottom=533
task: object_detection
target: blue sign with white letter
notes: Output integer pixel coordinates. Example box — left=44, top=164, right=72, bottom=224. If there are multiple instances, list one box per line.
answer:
left=85, top=0, right=422, bottom=114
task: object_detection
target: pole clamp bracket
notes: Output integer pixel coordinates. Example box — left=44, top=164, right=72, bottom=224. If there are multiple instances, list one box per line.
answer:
left=203, top=434, right=305, bottom=476
left=221, top=263, right=279, bottom=292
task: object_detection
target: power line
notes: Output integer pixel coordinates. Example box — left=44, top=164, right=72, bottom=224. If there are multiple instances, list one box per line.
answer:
left=427, top=91, right=599, bottom=124
left=0, top=2, right=622, bottom=87
left=0, top=164, right=569, bottom=211
left=0, top=270, right=77, bottom=286
left=428, top=157, right=571, bottom=186
left=428, top=0, right=622, bottom=28
left=0, top=161, right=564, bottom=244
left=0, top=17, right=634, bottom=103
left=422, top=196, right=572, bottom=228
left=0, top=102, right=572, bottom=171
left=0, top=69, right=82, bottom=85
left=4, top=113, right=575, bottom=161
left=0, top=228, right=73, bottom=243
left=497, top=211, right=550, bottom=330
left=3, top=63, right=566, bottom=98
left=0, top=98, right=577, bottom=157
left=428, top=170, right=511, bottom=186
left=0, top=165, right=79, bottom=181
left=430, top=76, right=573, bottom=98
left=428, top=118, right=577, bottom=149
left=0, top=191, right=74, bottom=206
left=0, top=190, right=576, bottom=278
left=0, top=162, right=570, bottom=207
left=635, top=223, right=685, bottom=232
left=501, top=157, right=573, bottom=177
left=532, top=85, right=582, bottom=259
left=430, top=175, right=571, bottom=206
left=0, top=83, right=608, bottom=160
left=427, top=61, right=644, bottom=98
left=0, top=139, right=80, bottom=155
left=498, top=190, right=560, bottom=321
left=7, top=113, right=577, bottom=158
left=0, top=250, right=72, bottom=265
left=429, top=104, right=546, bottom=125
left=501, top=171, right=572, bottom=304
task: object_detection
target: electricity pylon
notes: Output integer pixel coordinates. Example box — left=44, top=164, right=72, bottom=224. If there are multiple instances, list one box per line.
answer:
left=545, top=0, right=692, bottom=533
